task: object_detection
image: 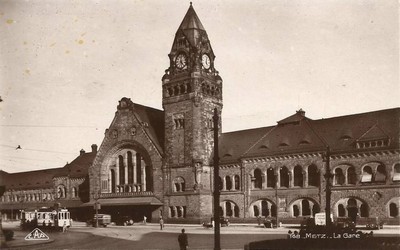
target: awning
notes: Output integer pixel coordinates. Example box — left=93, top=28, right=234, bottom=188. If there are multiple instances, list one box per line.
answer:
left=81, top=197, right=163, bottom=207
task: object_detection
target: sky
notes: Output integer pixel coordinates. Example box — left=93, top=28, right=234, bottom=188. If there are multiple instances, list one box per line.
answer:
left=0, top=0, right=398, bottom=173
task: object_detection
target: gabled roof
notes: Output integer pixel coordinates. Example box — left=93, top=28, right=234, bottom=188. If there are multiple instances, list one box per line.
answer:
left=219, top=108, right=400, bottom=163
left=131, top=103, right=165, bottom=154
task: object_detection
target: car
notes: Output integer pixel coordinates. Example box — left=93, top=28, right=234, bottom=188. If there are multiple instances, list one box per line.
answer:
left=115, top=216, right=134, bottom=226
left=203, top=217, right=230, bottom=228
left=263, top=218, right=277, bottom=228
left=91, top=214, right=111, bottom=227
left=335, top=217, right=356, bottom=230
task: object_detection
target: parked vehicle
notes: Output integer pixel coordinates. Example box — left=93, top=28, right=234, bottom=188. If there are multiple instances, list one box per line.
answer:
left=92, top=214, right=111, bottom=227
left=115, top=215, right=134, bottom=226
left=202, top=217, right=230, bottom=228
left=264, top=218, right=277, bottom=228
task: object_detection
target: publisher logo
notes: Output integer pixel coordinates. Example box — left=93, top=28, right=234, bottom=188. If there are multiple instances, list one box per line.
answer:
left=25, top=228, right=50, bottom=241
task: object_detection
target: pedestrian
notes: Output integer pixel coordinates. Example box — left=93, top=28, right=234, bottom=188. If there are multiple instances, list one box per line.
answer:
left=143, top=215, right=147, bottom=225
left=178, top=228, right=188, bottom=250
left=159, top=217, right=164, bottom=230
left=257, top=215, right=262, bottom=226
left=62, top=221, right=67, bottom=233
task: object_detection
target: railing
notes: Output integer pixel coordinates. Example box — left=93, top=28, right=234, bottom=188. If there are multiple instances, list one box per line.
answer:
left=99, top=191, right=153, bottom=198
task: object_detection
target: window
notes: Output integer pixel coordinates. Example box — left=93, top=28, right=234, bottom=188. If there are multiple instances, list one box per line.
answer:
left=173, top=114, right=185, bottom=129
left=375, top=165, right=386, bottom=182
left=72, top=187, right=78, bottom=198
left=334, top=168, right=345, bottom=185
left=267, top=168, right=276, bottom=188
left=360, top=203, right=368, bottom=217
left=338, top=204, right=346, bottom=217
left=389, top=203, right=398, bottom=217
left=293, top=165, right=303, bottom=187
left=280, top=167, right=289, bottom=188
left=119, top=155, right=125, bottom=185
left=347, top=167, right=357, bottom=185
left=57, top=185, right=66, bottom=199
left=253, top=205, right=259, bottom=217
left=308, top=165, right=319, bottom=187
left=361, top=166, right=373, bottom=183
left=225, top=176, right=232, bottom=191
left=173, top=177, right=185, bottom=192
left=291, top=199, right=318, bottom=217
left=261, top=200, right=270, bottom=217
left=293, top=205, right=299, bottom=217
left=234, top=175, right=240, bottom=190
left=254, top=168, right=262, bottom=189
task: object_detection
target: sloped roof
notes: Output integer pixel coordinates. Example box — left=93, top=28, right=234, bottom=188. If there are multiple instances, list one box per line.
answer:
left=311, top=108, right=399, bottom=153
left=54, top=151, right=97, bottom=178
left=176, top=4, right=206, bottom=48
left=219, top=127, right=273, bottom=164
left=2, top=167, right=62, bottom=190
left=131, top=103, right=165, bottom=153
left=219, top=108, right=399, bottom=163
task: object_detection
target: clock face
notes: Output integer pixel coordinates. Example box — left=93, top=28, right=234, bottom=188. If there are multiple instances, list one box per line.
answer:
left=175, top=53, right=187, bottom=69
left=202, top=54, right=210, bottom=69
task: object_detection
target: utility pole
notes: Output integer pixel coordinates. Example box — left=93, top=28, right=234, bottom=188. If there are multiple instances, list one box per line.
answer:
left=213, top=108, right=221, bottom=250
left=323, top=146, right=333, bottom=228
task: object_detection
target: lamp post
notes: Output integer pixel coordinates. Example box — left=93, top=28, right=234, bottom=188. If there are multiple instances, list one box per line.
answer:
left=92, top=192, right=100, bottom=228
left=275, top=172, right=279, bottom=228
left=323, top=146, right=333, bottom=228
left=213, top=108, right=221, bottom=250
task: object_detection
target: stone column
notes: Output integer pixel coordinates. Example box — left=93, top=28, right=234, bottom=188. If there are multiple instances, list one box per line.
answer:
left=289, top=171, right=294, bottom=188
left=115, top=158, right=120, bottom=186
left=303, top=170, right=308, bottom=188
left=133, top=152, right=137, bottom=184
left=124, top=153, right=129, bottom=185
left=142, top=161, right=146, bottom=191
left=261, top=172, right=266, bottom=189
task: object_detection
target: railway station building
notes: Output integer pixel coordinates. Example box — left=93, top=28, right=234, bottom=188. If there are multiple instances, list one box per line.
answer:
left=1, top=4, right=399, bottom=225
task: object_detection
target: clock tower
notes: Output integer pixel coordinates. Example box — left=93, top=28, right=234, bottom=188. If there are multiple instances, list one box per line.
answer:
left=162, top=3, right=223, bottom=222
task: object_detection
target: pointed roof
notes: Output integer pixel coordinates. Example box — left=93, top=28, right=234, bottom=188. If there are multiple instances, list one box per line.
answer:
left=178, top=3, right=205, bottom=31
left=176, top=3, right=207, bottom=47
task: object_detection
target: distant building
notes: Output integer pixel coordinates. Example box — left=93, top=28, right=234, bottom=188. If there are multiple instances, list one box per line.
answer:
left=0, top=145, right=97, bottom=221
left=1, top=4, right=399, bottom=225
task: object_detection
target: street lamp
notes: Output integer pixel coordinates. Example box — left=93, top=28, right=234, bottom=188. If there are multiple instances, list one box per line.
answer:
left=274, top=170, right=279, bottom=228
left=92, top=192, right=100, bottom=228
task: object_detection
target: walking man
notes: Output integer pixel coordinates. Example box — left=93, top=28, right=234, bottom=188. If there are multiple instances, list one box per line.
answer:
left=159, top=217, right=164, bottom=230
left=178, top=228, right=188, bottom=250
left=143, top=215, right=147, bottom=225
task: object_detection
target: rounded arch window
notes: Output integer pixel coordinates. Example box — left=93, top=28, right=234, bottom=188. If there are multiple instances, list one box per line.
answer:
left=173, top=177, right=185, bottom=192
left=293, top=165, right=303, bottom=187
left=375, top=164, right=387, bottom=182
left=254, top=168, right=262, bottom=189
left=225, top=176, right=232, bottom=190
left=347, top=167, right=357, bottom=185
left=280, top=167, right=289, bottom=188
left=334, top=168, right=345, bottom=185
left=361, top=166, right=373, bottom=183
left=308, top=165, right=319, bottom=187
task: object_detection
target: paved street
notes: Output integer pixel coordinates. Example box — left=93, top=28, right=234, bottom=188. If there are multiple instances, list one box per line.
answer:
left=3, top=221, right=399, bottom=250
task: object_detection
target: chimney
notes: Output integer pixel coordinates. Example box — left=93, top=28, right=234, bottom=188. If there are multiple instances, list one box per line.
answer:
left=80, top=149, right=85, bottom=156
left=91, top=144, right=98, bottom=153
